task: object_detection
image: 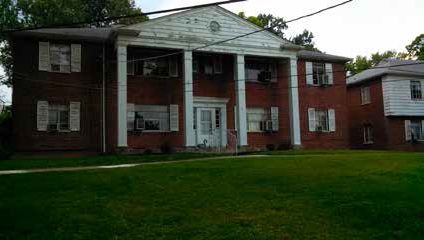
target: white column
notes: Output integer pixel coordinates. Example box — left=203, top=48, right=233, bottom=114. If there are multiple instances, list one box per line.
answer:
left=234, top=54, right=248, bottom=146
left=288, top=57, right=302, bottom=147
left=117, top=44, right=127, bottom=148
left=183, top=51, right=195, bottom=147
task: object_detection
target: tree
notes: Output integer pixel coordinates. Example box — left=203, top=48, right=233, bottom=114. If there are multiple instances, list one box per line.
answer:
left=238, top=11, right=287, bottom=38
left=406, top=34, right=424, bottom=60
left=345, top=50, right=408, bottom=75
left=0, top=0, right=148, bottom=86
left=291, top=29, right=317, bottom=51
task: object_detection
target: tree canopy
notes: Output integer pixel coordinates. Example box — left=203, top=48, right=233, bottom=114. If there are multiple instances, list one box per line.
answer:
left=0, top=0, right=148, bottom=86
left=238, top=12, right=318, bottom=51
left=406, top=34, right=424, bottom=60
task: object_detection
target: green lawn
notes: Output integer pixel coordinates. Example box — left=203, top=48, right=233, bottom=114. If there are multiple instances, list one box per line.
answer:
left=1, top=151, right=424, bottom=239
left=0, top=152, right=224, bottom=171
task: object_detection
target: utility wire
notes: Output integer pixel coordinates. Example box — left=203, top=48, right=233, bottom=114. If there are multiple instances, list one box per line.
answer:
left=2, top=0, right=246, bottom=34
left=119, top=0, right=354, bottom=64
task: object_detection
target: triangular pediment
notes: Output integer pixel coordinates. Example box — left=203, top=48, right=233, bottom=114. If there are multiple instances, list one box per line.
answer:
left=120, top=6, right=298, bottom=57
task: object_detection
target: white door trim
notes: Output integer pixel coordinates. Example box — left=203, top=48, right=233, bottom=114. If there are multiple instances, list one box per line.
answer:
left=193, top=97, right=228, bottom=147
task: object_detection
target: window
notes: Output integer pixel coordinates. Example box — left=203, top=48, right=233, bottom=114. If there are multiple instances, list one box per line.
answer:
left=411, top=80, right=422, bottom=100
left=245, top=58, right=278, bottom=82
left=48, top=105, right=69, bottom=131
left=128, top=105, right=170, bottom=132
left=247, top=108, right=270, bottom=132
left=50, top=44, right=71, bottom=72
left=129, top=55, right=178, bottom=77
left=363, top=125, right=373, bottom=144
left=410, top=120, right=423, bottom=140
left=215, top=109, right=220, bottom=128
left=315, top=109, right=329, bottom=131
left=361, top=86, right=371, bottom=104
left=312, top=63, right=326, bottom=85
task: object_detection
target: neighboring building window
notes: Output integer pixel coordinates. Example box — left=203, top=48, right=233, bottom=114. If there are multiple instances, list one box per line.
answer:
left=50, top=44, right=71, bottom=72
left=410, top=80, right=422, bottom=100
left=363, top=124, right=373, bottom=144
left=48, top=105, right=69, bottom=131
left=246, top=108, right=270, bottom=132
left=315, top=109, right=329, bottom=131
left=245, top=58, right=278, bottom=82
left=312, top=62, right=325, bottom=85
left=361, top=86, right=371, bottom=104
left=410, top=120, right=423, bottom=141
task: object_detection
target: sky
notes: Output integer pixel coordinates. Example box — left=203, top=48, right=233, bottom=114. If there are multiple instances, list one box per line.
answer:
left=1, top=0, right=423, bottom=103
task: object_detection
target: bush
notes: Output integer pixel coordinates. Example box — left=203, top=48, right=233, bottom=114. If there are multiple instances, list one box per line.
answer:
left=160, top=142, right=174, bottom=154
left=0, top=107, right=12, bottom=159
left=0, top=143, right=11, bottom=160
left=144, top=149, right=153, bottom=154
left=277, top=144, right=291, bottom=150
left=266, top=144, right=275, bottom=151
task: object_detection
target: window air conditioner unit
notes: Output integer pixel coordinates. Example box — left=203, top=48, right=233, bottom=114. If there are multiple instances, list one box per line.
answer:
left=135, top=118, right=145, bottom=130
left=265, top=120, right=273, bottom=132
left=258, top=71, right=272, bottom=82
left=316, top=125, right=324, bottom=132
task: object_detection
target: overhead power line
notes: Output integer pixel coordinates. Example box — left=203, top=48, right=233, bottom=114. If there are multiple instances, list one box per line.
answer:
left=124, top=0, right=354, bottom=64
left=2, top=0, right=246, bottom=34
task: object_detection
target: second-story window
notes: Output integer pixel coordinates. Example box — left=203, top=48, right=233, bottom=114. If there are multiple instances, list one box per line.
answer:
left=50, top=44, right=71, bottom=73
left=312, top=63, right=326, bottom=85
left=245, top=58, right=278, bottom=82
left=128, top=55, right=178, bottom=77
left=410, top=80, right=422, bottom=100
left=361, top=86, right=371, bottom=104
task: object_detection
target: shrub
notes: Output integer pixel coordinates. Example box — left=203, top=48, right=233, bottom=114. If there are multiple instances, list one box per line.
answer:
left=144, top=149, right=153, bottom=154
left=0, top=143, right=11, bottom=160
left=160, top=142, right=174, bottom=154
left=266, top=144, right=275, bottom=151
left=277, top=144, right=291, bottom=150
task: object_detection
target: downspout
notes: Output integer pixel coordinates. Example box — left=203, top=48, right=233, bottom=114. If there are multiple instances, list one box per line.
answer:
left=102, top=42, right=106, bottom=153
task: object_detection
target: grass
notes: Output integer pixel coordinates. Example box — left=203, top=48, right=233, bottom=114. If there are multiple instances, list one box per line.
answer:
left=0, top=152, right=224, bottom=171
left=1, top=151, right=424, bottom=239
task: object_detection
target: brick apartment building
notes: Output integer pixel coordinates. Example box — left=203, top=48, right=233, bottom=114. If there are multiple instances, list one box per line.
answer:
left=347, top=59, right=424, bottom=151
left=11, top=6, right=351, bottom=153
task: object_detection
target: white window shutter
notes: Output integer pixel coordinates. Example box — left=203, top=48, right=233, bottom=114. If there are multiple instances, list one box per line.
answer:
left=169, top=57, right=178, bottom=77
left=71, top=44, right=81, bottom=72
left=405, top=120, right=411, bottom=141
left=169, top=104, right=179, bottom=131
left=127, top=103, right=135, bottom=131
left=325, top=63, right=333, bottom=85
left=328, top=109, right=336, bottom=132
left=37, top=101, right=48, bottom=131
left=270, top=107, right=279, bottom=131
left=39, top=42, right=50, bottom=71
left=69, top=102, right=80, bottom=131
left=305, top=62, right=313, bottom=85
left=213, top=57, right=223, bottom=74
left=308, top=108, right=316, bottom=132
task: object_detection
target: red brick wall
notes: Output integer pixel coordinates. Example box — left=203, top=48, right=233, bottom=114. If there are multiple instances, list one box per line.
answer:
left=297, top=60, right=350, bottom=149
left=125, top=50, right=184, bottom=151
left=347, top=78, right=389, bottom=149
left=245, top=60, right=291, bottom=149
left=12, top=37, right=104, bottom=152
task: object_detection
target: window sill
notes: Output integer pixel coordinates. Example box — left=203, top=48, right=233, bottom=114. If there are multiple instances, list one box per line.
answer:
left=361, top=102, right=371, bottom=106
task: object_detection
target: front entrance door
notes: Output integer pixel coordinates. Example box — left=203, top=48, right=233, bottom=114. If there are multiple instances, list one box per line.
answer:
left=196, top=108, right=221, bottom=147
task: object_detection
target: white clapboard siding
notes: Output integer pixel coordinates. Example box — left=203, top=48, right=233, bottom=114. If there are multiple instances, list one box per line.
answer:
left=325, top=63, right=333, bottom=85
left=270, top=107, right=279, bottom=131
left=37, top=101, right=49, bottom=131
left=120, top=6, right=297, bottom=58
left=38, top=42, right=50, bottom=71
left=127, top=103, right=135, bottom=131
left=169, top=104, right=179, bottom=131
left=328, top=109, right=336, bottom=132
left=305, top=62, right=313, bottom=85
left=69, top=102, right=80, bottom=131
left=308, top=108, right=316, bottom=132
left=71, top=44, right=81, bottom=72
left=382, top=76, right=424, bottom=116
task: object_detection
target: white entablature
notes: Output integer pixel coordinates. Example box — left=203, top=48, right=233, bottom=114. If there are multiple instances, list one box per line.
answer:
left=117, top=5, right=299, bottom=58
